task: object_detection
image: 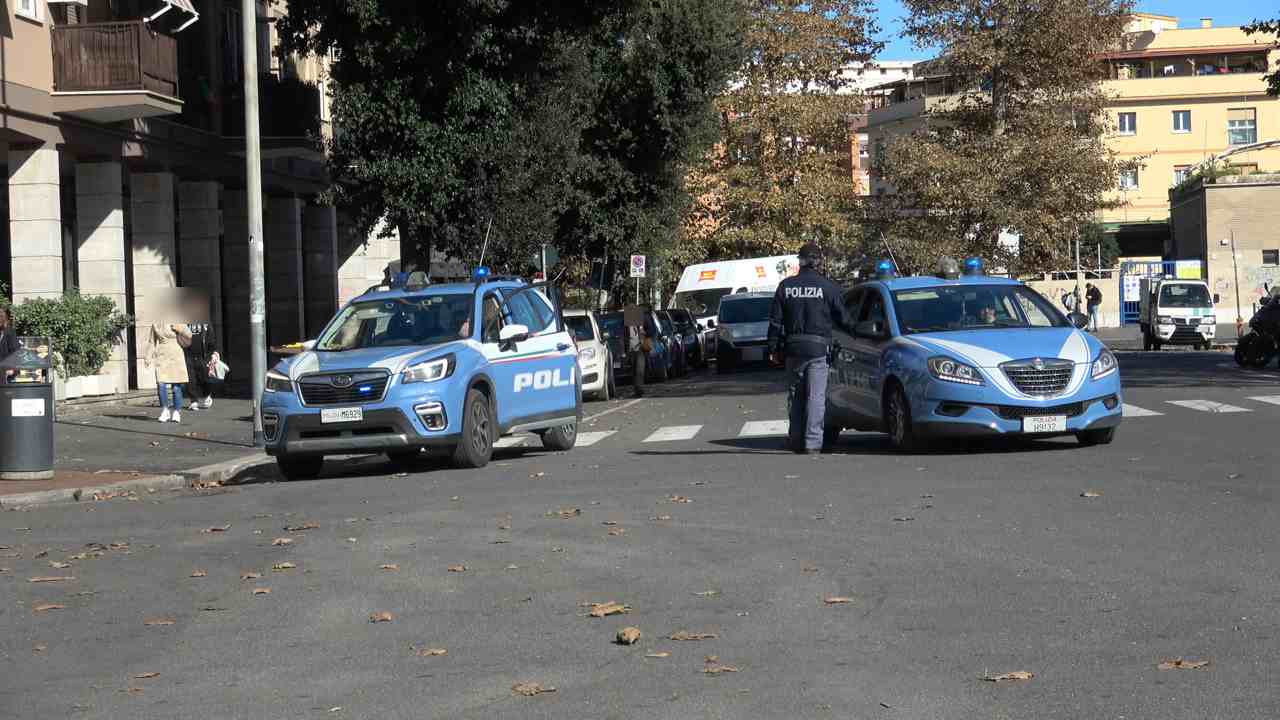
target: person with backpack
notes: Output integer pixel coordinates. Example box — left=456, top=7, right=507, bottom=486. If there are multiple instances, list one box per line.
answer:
left=1086, top=283, right=1103, bottom=332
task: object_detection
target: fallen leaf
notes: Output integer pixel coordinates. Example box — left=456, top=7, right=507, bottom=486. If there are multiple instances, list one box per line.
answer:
left=601, top=521, right=618, bottom=526
left=272, top=562, right=296, bottom=571
left=512, top=681, right=556, bottom=696
left=49, top=561, right=72, bottom=569
left=450, top=496, right=460, bottom=501
left=127, top=687, right=145, bottom=695
left=705, top=655, right=719, bottom=662
left=328, top=708, right=341, bottom=714
left=369, top=611, right=394, bottom=623
left=668, top=495, right=692, bottom=504
left=551, top=546, right=565, bottom=553
left=1080, top=490, right=1103, bottom=498
left=271, top=537, right=293, bottom=547
left=893, top=517, right=915, bottom=522
left=646, top=651, right=671, bottom=658
left=824, top=596, right=854, bottom=605
left=1158, top=658, right=1210, bottom=671
left=447, top=564, right=467, bottom=573
left=670, top=630, right=717, bottom=641
left=607, top=527, right=626, bottom=537
left=379, top=564, right=400, bottom=571
left=703, top=664, right=740, bottom=674
left=285, top=521, right=320, bottom=532
left=589, top=601, right=630, bottom=618
left=251, top=588, right=271, bottom=595
left=491, top=539, right=510, bottom=544
left=416, top=647, right=447, bottom=657
left=33, top=603, right=65, bottom=613
left=801, top=565, right=819, bottom=573
left=133, top=672, right=160, bottom=679
left=650, top=515, right=672, bottom=521
left=548, top=507, right=581, bottom=519
left=189, top=569, right=207, bottom=578
left=1227, top=473, right=1241, bottom=480
left=616, top=627, right=642, bottom=645
left=982, top=671, right=1034, bottom=682
left=28, top=576, right=75, bottom=583
left=240, top=572, right=261, bottom=581
left=693, top=590, right=720, bottom=597
left=201, top=525, right=230, bottom=533
left=143, top=618, right=175, bottom=626
left=346, top=537, right=358, bottom=543
left=505, top=564, right=520, bottom=570
left=33, top=644, right=47, bottom=653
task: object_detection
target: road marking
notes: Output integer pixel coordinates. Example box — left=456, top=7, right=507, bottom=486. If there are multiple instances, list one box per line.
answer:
left=1248, top=395, right=1280, bottom=407
left=1122, top=404, right=1163, bottom=417
left=581, top=398, right=642, bottom=423
left=739, top=420, right=790, bottom=437
left=576, top=431, right=616, bottom=447
left=494, top=436, right=528, bottom=449
left=1167, top=400, right=1251, bottom=414
left=643, top=425, right=702, bottom=443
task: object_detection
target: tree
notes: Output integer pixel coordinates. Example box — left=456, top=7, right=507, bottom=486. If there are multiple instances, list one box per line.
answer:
left=275, top=0, right=744, bottom=280
left=868, top=0, right=1137, bottom=275
left=1245, top=17, right=1280, bottom=96
left=680, top=0, right=882, bottom=269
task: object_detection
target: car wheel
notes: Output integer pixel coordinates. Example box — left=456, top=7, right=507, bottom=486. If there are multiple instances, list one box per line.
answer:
left=884, top=383, right=918, bottom=451
left=597, top=370, right=611, bottom=401
left=1152, top=340, right=1163, bottom=351
left=276, top=454, right=323, bottom=481
left=1076, top=427, right=1116, bottom=446
left=541, top=422, right=577, bottom=451
left=1235, top=335, right=1252, bottom=366
left=822, top=424, right=842, bottom=449
left=716, top=352, right=734, bottom=374
left=1143, top=332, right=1153, bottom=351
left=607, top=366, right=617, bottom=399
left=451, top=388, right=494, bottom=469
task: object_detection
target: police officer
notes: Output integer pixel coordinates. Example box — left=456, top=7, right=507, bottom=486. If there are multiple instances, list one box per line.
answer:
left=768, top=244, right=855, bottom=454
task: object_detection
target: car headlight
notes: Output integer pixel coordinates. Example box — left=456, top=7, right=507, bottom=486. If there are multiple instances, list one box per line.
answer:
left=579, top=347, right=597, bottom=362
left=1157, top=315, right=1174, bottom=324
left=402, top=354, right=456, bottom=384
left=1091, top=348, right=1118, bottom=380
left=1201, top=316, right=1216, bottom=325
left=265, top=370, right=292, bottom=393
left=928, top=356, right=984, bottom=386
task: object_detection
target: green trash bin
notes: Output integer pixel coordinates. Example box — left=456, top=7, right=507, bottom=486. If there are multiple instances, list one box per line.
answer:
left=0, top=336, right=55, bottom=481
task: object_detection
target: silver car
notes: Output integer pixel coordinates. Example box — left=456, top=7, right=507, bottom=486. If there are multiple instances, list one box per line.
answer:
left=715, top=292, right=773, bottom=373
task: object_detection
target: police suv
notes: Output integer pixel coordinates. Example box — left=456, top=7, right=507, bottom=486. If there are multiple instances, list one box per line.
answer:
left=261, top=270, right=582, bottom=479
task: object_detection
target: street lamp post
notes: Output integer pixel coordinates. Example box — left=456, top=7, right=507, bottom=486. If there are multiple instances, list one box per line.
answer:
left=242, top=0, right=267, bottom=446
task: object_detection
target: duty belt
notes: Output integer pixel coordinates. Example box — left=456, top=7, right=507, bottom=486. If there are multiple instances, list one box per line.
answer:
left=785, top=334, right=830, bottom=348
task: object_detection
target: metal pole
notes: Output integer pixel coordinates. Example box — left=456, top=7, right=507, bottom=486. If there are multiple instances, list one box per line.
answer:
left=1231, top=230, right=1243, bottom=339
left=541, top=244, right=547, bottom=281
left=635, top=277, right=640, bottom=305
left=242, top=0, right=267, bottom=446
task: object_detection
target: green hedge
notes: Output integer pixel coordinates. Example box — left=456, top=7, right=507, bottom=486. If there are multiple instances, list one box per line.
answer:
left=1, top=288, right=131, bottom=378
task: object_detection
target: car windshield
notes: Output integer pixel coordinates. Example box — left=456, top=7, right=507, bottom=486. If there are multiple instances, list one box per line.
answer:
left=564, top=315, right=595, bottom=342
left=1159, top=283, right=1212, bottom=308
left=599, top=314, right=624, bottom=339
left=891, top=284, right=1068, bottom=335
left=316, top=293, right=473, bottom=351
left=657, top=313, right=675, bottom=334
left=669, top=310, right=694, bottom=330
left=718, top=297, right=772, bottom=324
left=674, top=288, right=732, bottom=317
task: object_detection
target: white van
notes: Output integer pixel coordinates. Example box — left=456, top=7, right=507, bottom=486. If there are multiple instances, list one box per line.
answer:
left=1138, top=278, right=1218, bottom=351
left=673, top=255, right=798, bottom=331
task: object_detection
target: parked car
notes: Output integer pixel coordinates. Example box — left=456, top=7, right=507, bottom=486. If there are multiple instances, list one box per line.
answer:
left=598, top=312, right=632, bottom=382
left=715, top=292, right=774, bottom=373
left=598, top=310, right=672, bottom=383
left=563, top=309, right=616, bottom=401
left=823, top=260, right=1122, bottom=450
left=655, top=310, right=689, bottom=377
left=667, top=307, right=705, bottom=368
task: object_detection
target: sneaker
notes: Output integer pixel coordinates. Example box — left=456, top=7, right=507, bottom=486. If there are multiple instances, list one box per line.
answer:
left=158, top=408, right=172, bottom=423
left=171, top=410, right=182, bottom=424
left=189, top=401, right=201, bottom=411
left=200, top=396, right=213, bottom=409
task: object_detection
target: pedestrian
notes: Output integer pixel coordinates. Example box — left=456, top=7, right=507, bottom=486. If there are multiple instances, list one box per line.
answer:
left=627, top=308, right=650, bottom=398
left=1061, top=289, right=1079, bottom=314
left=1086, top=282, right=1103, bottom=332
left=768, top=243, right=856, bottom=454
left=0, top=307, right=19, bottom=382
left=146, top=321, right=192, bottom=423
left=184, top=322, right=217, bottom=411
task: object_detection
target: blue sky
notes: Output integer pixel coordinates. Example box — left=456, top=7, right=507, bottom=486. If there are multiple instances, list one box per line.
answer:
left=875, top=1, right=1271, bottom=60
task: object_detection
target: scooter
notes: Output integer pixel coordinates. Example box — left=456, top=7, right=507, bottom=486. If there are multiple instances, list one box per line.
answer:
left=1235, top=285, right=1280, bottom=368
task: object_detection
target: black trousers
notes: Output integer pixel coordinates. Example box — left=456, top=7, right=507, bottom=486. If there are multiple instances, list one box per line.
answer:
left=186, top=355, right=212, bottom=400
left=631, top=350, right=646, bottom=393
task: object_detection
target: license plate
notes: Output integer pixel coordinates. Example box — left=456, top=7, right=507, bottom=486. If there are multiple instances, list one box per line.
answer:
left=1022, top=415, right=1066, bottom=434
left=321, top=407, right=363, bottom=424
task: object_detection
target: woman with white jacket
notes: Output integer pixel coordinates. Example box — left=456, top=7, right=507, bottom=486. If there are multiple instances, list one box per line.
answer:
left=147, top=322, right=192, bottom=423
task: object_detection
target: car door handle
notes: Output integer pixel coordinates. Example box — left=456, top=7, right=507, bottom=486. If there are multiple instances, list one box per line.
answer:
left=557, top=343, right=572, bottom=352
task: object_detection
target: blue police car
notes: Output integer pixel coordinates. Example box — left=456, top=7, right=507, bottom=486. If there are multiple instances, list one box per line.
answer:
left=824, top=259, right=1123, bottom=450
left=261, top=271, right=582, bottom=479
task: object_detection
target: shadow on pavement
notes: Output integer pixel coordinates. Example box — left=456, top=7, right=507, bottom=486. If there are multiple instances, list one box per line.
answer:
left=1118, top=351, right=1280, bottom=389
left=225, top=446, right=546, bottom=485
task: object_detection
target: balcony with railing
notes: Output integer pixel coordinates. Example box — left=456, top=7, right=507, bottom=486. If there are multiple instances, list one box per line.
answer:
left=49, top=21, right=182, bottom=123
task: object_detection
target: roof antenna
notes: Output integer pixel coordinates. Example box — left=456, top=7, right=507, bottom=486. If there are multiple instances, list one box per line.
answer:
left=477, top=217, right=493, bottom=268
left=880, top=231, right=901, bottom=274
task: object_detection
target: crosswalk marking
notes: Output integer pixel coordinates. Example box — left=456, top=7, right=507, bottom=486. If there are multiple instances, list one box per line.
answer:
left=643, top=425, right=703, bottom=443
left=494, top=436, right=528, bottom=449
left=1248, top=396, right=1280, bottom=407
left=1122, top=404, right=1163, bottom=417
left=1167, top=400, right=1251, bottom=414
left=576, top=431, right=616, bottom=447
left=739, top=420, right=790, bottom=437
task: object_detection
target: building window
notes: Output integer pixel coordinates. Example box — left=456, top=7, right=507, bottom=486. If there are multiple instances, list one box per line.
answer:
left=1172, top=110, right=1191, bottom=133
left=1119, top=168, right=1139, bottom=190
left=1173, top=165, right=1192, bottom=185
left=16, top=0, right=42, bottom=21
left=859, top=140, right=869, bottom=159
left=1118, top=112, right=1137, bottom=135
left=1227, top=108, right=1257, bottom=145
left=1263, top=250, right=1279, bottom=266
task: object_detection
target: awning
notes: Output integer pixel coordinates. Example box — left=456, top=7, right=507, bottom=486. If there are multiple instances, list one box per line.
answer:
left=148, top=0, right=200, bottom=32
left=1100, top=44, right=1268, bottom=61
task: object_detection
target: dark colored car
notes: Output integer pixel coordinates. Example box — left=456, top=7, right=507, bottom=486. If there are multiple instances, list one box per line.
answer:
left=599, top=310, right=673, bottom=382
left=665, top=308, right=704, bottom=369
left=654, top=310, right=687, bottom=378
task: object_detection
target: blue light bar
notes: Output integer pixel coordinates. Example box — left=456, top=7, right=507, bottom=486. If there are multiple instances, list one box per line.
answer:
left=472, top=267, right=491, bottom=283
left=875, top=259, right=897, bottom=280
left=964, top=257, right=984, bottom=276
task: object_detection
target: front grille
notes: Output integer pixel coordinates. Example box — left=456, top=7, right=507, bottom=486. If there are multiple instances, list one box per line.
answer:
left=298, top=371, right=391, bottom=406
left=995, top=402, right=1085, bottom=420
left=1001, top=359, right=1074, bottom=397
left=1171, top=328, right=1204, bottom=341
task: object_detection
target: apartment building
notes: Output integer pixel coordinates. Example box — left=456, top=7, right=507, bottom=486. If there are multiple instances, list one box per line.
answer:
left=1, top=0, right=398, bottom=396
left=848, top=61, right=916, bottom=194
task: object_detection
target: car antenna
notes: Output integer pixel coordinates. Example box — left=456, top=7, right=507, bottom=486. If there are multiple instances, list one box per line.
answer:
left=477, top=216, right=493, bottom=267
left=880, top=231, right=901, bottom=274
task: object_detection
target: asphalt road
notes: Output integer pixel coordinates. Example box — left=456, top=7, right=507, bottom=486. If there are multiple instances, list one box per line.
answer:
left=3, top=351, right=1279, bottom=719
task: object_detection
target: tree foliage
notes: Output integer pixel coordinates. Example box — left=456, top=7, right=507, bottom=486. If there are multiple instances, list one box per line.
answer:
left=678, top=0, right=882, bottom=270
left=1244, top=17, right=1280, bottom=96
left=275, top=0, right=745, bottom=285
left=868, top=0, right=1136, bottom=275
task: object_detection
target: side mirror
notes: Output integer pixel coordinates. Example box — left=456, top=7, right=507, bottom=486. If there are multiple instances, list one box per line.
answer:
left=1068, top=312, right=1089, bottom=329
left=855, top=320, right=886, bottom=339
left=499, top=324, right=530, bottom=344
left=601, top=331, right=611, bottom=341
left=1213, top=293, right=1221, bottom=304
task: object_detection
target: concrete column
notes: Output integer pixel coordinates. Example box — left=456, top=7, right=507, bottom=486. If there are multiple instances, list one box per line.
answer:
left=265, top=195, right=305, bottom=346
left=179, top=181, right=224, bottom=352
left=221, top=189, right=251, bottom=371
left=336, top=212, right=369, bottom=306
left=129, top=171, right=176, bottom=389
left=75, top=161, right=128, bottom=393
left=302, top=205, right=338, bottom=337
left=7, top=146, right=63, bottom=302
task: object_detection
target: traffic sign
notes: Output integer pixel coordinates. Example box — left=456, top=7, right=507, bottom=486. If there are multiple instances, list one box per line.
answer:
left=630, top=255, right=646, bottom=278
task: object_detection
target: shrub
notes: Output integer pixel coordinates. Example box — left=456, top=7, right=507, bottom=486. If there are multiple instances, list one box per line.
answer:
left=0, top=288, right=131, bottom=378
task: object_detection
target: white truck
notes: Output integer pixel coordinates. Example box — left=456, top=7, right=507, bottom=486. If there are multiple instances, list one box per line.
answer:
left=672, top=256, right=799, bottom=357
left=1138, top=277, right=1218, bottom=351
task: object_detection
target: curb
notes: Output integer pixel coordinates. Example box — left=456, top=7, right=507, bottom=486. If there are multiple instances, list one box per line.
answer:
left=0, top=453, right=273, bottom=510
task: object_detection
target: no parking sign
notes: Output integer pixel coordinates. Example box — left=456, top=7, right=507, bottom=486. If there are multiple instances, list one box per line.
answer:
left=630, top=255, right=646, bottom=278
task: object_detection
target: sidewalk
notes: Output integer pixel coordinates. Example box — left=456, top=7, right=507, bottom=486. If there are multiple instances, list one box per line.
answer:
left=0, top=395, right=268, bottom=504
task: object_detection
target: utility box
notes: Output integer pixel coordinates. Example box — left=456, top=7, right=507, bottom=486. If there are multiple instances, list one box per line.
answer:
left=0, top=337, right=55, bottom=480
